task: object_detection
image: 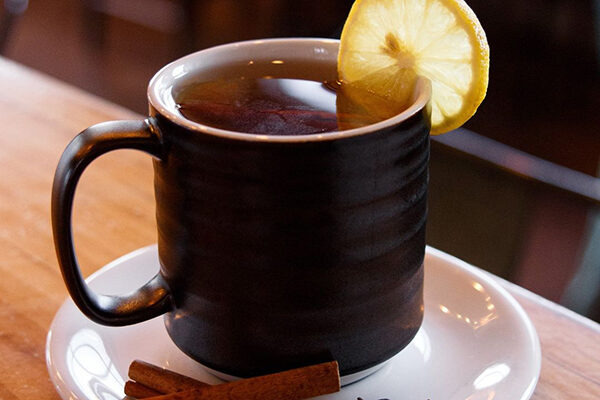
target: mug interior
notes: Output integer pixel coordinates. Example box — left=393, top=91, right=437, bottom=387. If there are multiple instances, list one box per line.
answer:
left=148, top=38, right=431, bottom=142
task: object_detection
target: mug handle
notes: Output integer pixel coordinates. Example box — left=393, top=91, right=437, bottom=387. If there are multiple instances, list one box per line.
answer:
left=51, top=119, right=173, bottom=326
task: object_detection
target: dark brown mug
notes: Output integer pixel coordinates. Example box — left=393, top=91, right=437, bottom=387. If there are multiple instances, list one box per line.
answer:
left=52, top=38, right=431, bottom=383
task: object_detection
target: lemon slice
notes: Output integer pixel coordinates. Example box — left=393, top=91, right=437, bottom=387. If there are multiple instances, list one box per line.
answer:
left=338, top=0, right=489, bottom=134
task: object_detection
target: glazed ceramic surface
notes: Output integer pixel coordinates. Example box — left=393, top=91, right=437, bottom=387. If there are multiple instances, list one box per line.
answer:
left=46, top=245, right=540, bottom=400
left=151, top=39, right=430, bottom=377
left=52, top=39, right=431, bottom=377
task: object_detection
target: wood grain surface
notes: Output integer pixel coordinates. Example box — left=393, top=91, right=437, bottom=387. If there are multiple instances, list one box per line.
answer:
left=0, top=57, right=598, bottom=399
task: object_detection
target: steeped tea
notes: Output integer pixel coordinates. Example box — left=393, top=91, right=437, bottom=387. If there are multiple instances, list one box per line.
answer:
left=175, top=61, right=405, bottom=135
left=53, top=38, right=431, bottom=382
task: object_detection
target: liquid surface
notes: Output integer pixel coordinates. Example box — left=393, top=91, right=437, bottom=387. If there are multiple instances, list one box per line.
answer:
left=176, top=76, right=403, bottom=135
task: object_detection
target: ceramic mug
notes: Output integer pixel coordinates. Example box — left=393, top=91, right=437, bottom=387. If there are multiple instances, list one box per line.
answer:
left=52, top=38, right=431, bottom=382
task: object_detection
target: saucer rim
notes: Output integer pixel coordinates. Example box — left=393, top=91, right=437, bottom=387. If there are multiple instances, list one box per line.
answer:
left=46, top=244, right=541, bottom=400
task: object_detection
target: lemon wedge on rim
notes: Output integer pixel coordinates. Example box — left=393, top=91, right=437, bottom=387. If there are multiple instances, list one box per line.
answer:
left=338, top=0, right=489, bottom=134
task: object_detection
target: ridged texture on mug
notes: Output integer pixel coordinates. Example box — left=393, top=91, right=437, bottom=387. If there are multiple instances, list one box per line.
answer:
left=152, top=107, right=429, bottom=377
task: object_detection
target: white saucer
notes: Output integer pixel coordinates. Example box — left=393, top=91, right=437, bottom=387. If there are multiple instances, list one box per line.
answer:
left=46, top=245, right=541, bottom=400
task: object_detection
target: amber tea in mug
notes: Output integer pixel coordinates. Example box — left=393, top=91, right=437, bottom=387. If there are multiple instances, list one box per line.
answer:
left=175, top=60, right=404, bottom=135
left=52, top=39, right=431, bottom=384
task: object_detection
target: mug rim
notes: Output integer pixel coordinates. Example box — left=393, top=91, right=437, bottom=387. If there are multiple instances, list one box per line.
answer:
left=148, top=38, right=432, bottom=143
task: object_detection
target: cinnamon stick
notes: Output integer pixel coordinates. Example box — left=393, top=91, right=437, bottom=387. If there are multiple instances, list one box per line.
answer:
left=128, top=360, right=209, bottom=394
left=140, top=361, right=340, bottom=400
left=124, top=381, right=162, bottom=398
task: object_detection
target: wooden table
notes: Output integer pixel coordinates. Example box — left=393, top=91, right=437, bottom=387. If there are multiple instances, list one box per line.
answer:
left=0, top=57, right=598, bottom=399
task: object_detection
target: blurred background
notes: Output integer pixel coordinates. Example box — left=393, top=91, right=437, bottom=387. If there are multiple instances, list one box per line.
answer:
left=2, top=0, right=599, bottom=322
